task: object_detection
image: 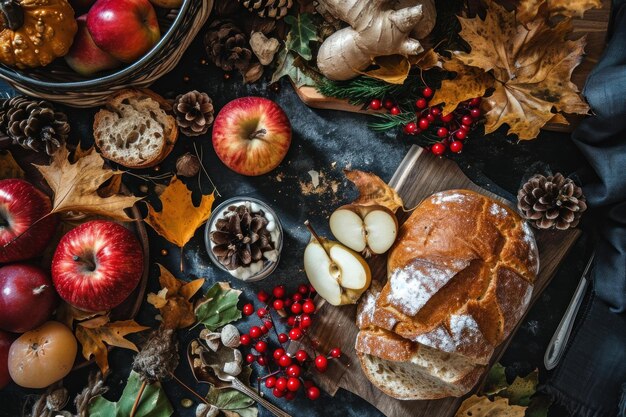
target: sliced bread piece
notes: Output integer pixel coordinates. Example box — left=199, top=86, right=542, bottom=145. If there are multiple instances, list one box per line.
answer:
left=93, top=89, right=178, bottom=168
left=358, top=350, right=485, bottom=400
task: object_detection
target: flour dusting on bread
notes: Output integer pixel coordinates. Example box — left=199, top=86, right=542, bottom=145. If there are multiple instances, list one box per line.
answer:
left=388, top=259, right=469, bottom=316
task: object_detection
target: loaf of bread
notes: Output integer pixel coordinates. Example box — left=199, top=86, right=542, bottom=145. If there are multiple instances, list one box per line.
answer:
left=356, top=282, right=485, bottom=399
left=355, top=189, right=539, bottom=400
left=93, top=89, right=178, bottom=169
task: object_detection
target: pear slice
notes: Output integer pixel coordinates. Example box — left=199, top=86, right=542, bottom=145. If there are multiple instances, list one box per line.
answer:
left=303, top=224, right=371, bottom=306
left=330, top=204, right=398, bottom=257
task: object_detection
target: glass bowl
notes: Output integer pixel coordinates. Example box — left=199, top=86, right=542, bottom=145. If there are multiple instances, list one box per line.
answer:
left=205, top=197, right=283, bottom=282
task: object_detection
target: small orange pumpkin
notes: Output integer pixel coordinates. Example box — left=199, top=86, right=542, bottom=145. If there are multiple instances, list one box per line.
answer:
left=0, top=0, right=77, bottom=69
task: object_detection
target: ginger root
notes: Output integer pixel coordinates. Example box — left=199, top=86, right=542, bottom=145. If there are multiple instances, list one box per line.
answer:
left=316, top=0, right=436, bottom=81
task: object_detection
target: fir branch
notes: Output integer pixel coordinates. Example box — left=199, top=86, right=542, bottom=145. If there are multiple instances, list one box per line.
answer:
left=316, top=77, right=404, bottom=106
left=368, top=112, right=415, bottom=131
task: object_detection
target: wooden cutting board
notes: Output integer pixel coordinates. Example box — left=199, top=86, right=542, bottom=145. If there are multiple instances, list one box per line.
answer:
left=294, top=0, right=611, bottom=133
left=290, top=146, right=580, bottom=417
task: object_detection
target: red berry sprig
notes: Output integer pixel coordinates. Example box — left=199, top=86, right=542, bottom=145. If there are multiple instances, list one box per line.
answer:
left=237, top=284, right=341, bottom=401
left=368, top=86, right=483, bottom=156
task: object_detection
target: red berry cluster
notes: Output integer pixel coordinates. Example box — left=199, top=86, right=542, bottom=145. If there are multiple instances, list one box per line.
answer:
left=239, top=284, right=341, bottom=401
left=369, top=87, right=483, bottom=156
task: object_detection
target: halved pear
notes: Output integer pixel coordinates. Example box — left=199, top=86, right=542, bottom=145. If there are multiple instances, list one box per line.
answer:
left=329, top=204, right=398, bottom=257
left=303, top=236, right=371, bottom=306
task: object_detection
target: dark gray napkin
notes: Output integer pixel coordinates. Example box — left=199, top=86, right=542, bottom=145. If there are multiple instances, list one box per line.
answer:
left=542, top=2, right=626, bottom=416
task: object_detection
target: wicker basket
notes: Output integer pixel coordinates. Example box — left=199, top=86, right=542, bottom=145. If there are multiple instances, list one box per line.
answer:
left=0, top=0, right=212, bottom=107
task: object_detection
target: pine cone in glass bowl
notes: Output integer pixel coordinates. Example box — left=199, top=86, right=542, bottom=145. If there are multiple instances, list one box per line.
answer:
left=517, top=173, right=587, bottom=230
left=0, top=96, right=69, bottom=155
left=210, top=204, right=274, bottom=270
left=204, top=20, right=252, bottom=72
left=173, top=91, right=214, bottom=137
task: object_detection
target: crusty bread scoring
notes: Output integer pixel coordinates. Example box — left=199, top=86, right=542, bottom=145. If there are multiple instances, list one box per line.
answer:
left=355, top=189, right=539, bottom=400
left=93, top=89, right=178, bottom=169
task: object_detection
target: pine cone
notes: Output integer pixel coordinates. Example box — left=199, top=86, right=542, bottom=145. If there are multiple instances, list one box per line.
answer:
left=0, top=96, right=69, bottom=155
left=240, top=0, right=293, bottom=19
left=204, top=21, right=252, bottom=72
left=517, top=173, right=587, bottom=230
left=210, top=204, right=274, bottom=270
left=173, top=91, right=214, bottom=136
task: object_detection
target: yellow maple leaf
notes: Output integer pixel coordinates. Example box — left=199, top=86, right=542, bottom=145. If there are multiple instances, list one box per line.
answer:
left=344, top=170, right=403, bottom=213
left=147, top=264, right=205, bottom=329
left=0, top=151, right=24, bottom=180
left=145, top=176, right=215, bottom=267
left=456, top=395, right=526, bottom=417
left=450, top=0, right=589, bottom=140
left=33, top=145, right=140, bottom=221
left=75, top=314, right=149, bottom=375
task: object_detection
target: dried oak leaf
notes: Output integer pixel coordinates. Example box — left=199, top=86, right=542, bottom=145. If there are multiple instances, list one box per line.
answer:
left=517, top=0, right=602, bottom=23
left=33, top=145, right=140, bottom=221
left=147, top=264, right=205, bottom=329
left=442, top=0, right=589, bottom=139
left=145, top=176, right=215, bottom=253
left=360, top=55, right=411, bottom=85
left=75, top=314, right=149, bottom=375
left=0, top=150, right=24, bottom=180
left=344, top=170, right=403, bottom=213
left=456, top=396, right=526, bottom=417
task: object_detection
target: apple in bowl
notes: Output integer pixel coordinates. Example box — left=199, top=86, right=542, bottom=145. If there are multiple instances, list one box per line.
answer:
left=87, top=0, right=160, bottom=63
left=0, top=179, right=58, bottom=263
left=52, top=220, right=143, bottom=312
left=212, top=97, right=292, bottom=176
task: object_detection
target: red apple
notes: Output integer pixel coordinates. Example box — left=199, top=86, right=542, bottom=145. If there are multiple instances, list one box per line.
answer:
left=212, top=97, right=292, bottom=176
left=87, top=0, right=160, bottom=63
left=65, top=15, right=121, bottom=76
left=0, top=330, right=16, bottom=389
left=0, top=264, right=58, bottom=333
left=0, top=179, right=58, bottom=263
left=52, top=220, right=143, bottom=312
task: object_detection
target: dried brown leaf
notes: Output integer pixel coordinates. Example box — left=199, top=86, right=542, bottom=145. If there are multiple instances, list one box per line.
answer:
left=147, top=264, right=205, bottom=329
left=517, top=0, right=602, bottom=23
left=0, top=151, right=24, bottom=180
left=453, top=0, right=589, bottom=139
left=409, top=48, right=440, bottom=70
left=75, top=315, right=149, bottom=375
left=360, top=55, right=411, bottom=85
left=456, top=396, right=526, bottom=417
left=33, top=146, right=140, bottom=221
left=430, top=57, right=493, bottom=116
left=344, top=170, right=403, bottom=212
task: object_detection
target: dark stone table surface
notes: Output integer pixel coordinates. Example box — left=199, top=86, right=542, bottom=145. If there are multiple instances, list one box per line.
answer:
left=0, top=35, right=592, bottom=417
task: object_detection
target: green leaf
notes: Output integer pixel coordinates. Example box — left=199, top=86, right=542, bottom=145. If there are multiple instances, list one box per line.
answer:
left=483, top=363, right=508, bottom=396
left=271, top=48, right=317, bottom=87
left=206, top=366, right=258, bottom=417
left=224, top=407, right=259, bottom=417
left=194, top=282, right=242, bottom=331
left=525, top=395, right=552, bottom=417
left=89, top=371, right=173, bottom=417
left=284, top=14, right=318, bottom=61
